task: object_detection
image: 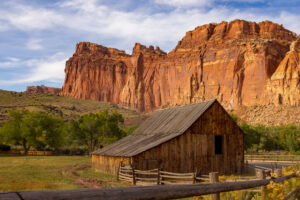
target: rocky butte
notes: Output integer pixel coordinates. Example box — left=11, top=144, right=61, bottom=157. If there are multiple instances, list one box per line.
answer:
left=61, top=20, right=299, bottom=124
left=26, top=85, right=61, bottom=95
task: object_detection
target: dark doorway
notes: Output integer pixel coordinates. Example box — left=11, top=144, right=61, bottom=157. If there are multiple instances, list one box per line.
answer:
left=215, top=135, right=223, bottom=155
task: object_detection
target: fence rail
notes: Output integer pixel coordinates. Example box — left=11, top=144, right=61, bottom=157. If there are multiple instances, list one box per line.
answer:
left=245, top=154, right=300, bottom=162
left=1, top=171, right=299, bottom=200
left=118, top=163, right=203, bottom=185
left=0, top=150, right=53, bottom=155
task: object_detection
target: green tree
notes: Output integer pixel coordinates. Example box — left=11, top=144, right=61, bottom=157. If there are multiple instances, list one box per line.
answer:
left=230, top=113, right=239, bottom=123
left=0, top=109, right=30, bottom=154
left=22, top=111, right=65, bottom=150
left=69, top=110, right=125, bottom=154
left=276, top=125, right=300, bottom=152
left=240, top=122, right=260, bottom=151
left=0, top=109, right=65, bottom=154
left=123, top=125, right=138, bottom=136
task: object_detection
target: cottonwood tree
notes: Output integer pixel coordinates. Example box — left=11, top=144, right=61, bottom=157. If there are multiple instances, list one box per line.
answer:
left=69, top=110, right=125, bottom=154
left=0, top=109, right=65, bottom=154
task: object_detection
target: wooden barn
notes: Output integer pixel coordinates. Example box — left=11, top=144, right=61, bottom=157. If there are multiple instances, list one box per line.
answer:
left=92, top=99, right=244, bottom=175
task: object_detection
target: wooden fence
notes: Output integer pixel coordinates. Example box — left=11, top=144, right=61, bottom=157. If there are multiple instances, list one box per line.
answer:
left=1, top=170, right=299, bottom=200
left=115, top=162, right=300, bottom=199
left=117, top=162, right=209, bottom=186
left=0, top=150, right=53, bottom=155
left=245, top=154, right=300, bottom=163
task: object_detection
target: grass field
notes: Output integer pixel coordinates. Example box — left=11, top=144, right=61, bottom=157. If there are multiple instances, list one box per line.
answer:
left=0, top=90, right=145, bottom=127
left=0, top=155, right=130, bottom=192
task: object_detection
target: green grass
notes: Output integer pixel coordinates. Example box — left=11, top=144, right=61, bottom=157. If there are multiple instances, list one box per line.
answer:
left=0, top=89, right=144, bottom=126
left=0, top=155, right=130, bottom=192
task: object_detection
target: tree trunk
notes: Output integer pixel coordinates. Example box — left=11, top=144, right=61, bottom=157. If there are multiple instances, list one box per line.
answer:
left=22, top=139, right=30, bottom=155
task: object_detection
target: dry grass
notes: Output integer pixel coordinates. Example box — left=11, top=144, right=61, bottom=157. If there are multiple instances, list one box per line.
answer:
left=0, top=155, right=130, bottom=192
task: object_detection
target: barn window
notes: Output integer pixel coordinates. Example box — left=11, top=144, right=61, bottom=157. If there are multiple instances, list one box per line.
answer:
left=215, top=135, right=223, bottom=155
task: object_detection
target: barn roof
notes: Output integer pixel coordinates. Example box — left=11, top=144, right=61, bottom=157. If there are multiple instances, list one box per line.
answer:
left=93, top=99, right=216, bottom=157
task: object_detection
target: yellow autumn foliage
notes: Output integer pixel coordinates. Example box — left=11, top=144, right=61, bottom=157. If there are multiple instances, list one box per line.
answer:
left=193, top=164, right=299, bottom=200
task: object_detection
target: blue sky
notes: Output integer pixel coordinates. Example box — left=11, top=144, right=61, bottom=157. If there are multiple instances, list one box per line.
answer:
left=0, top=0, right=299, bottom=92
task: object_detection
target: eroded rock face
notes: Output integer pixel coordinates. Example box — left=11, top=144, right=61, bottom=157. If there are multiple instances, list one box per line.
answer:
left=26, top=85, right=61, bottom=95
left=265, top=37, right=300, bottom=106
left=61, top=20, right=297, bottom=112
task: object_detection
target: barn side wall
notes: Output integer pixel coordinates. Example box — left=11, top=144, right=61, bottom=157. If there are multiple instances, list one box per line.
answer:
left=92, top=155, right=130, bottom=175
left=132, top=102, right=244, bottom=175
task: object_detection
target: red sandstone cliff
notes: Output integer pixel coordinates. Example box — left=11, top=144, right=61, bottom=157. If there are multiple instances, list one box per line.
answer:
left=26, top=85, right=61, bottom=95
left=61, top=20, right=298, bottom=112
left=264, top=37, right=300, bottom=106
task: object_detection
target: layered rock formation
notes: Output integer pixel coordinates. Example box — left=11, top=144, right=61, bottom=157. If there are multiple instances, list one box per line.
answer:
left=26, top=85, right=61, bottom=95
left=61, top=20, right=298, bottom=112
left=265, top=37, right=300, bottom=106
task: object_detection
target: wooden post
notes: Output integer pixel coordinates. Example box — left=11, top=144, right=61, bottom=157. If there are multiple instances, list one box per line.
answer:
left=192, top=172, right=196, bottom=184
left=161, top=168, right=164, bottom=185
left=275, top=169, right=283, bottom=187
left=193, top=168, right=199, bottom=184
left=209, top=172, right=220, bottom=200
left=275, top=169, right=282, bottom=177
left=117, top=161, right=122, bottom=181
left=132, top=166, right=136, bottom=185
left=245, top=160, right=249, bottom=174
left=271, top=163, right=274, bottom=173
left=157, top=168, right=161, bottom=185
left=257, top=169, right=266, bottom=200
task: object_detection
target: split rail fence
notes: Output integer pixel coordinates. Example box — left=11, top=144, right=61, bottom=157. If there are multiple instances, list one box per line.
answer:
left=0, top=150, right=53, bottom=155
left=245, top=154, right=300, bottom=163
left=117, top=162, right=209, bottom=186
left=1, top=164, right=299, bottom=200
left=116, top=162, right=300, bottom=200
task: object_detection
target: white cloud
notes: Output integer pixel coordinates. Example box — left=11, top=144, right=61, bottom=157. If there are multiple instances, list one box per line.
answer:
left=26, top=39, right=44, bottom=50
left=275, top=12, right=300, bottom=35
left=6, top=57, right=20, bottom=62
left=0, top=2, right=63, bottom=31
left=0, top=23, right=9, bottom=32
left=154, top=0, right=213, bottom=7
left=58, top=0, right=100, bottom=11
left=0, top=0, right=299, bottom=53
left=21, top=59, right=66, bottom=83
left=0, top=57, right=21, bottom=69
left=1, top=53, right=67, bottom=84
left=221, top=0, right=265, bottom=2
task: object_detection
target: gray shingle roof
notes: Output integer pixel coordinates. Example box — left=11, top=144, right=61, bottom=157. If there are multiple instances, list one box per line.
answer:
left=93, top=99, right=216, bottom=157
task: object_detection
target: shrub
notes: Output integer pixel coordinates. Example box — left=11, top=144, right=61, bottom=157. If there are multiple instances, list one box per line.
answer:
left=0, top=144, right=11, bottom=151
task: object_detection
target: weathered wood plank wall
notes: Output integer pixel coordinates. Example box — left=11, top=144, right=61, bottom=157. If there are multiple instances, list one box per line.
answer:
left=133, top=102, right=244, bottom=174
left=92, top=155, right=130, bottom=174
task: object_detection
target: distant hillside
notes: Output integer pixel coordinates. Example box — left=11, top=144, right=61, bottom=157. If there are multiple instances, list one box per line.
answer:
left=26, top=85, right=61, bottom=95
left=0, top=90, right=146, bottom=127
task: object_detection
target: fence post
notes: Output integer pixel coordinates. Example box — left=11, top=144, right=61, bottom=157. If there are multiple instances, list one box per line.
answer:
left=157, top=168, right=161, bottom=185
left=132, top=166, right=136, bottom=185
left=275, top=169, right=283, bottom=186
left=257, top=169, right=266, bottom=200
left=209, top=172, right=220, bottom=200
left=271, top=163, right=274, bottom=173
left=193, top=168, right=199, bottom=184
left=275, top=169, right=282, bottom=178
left=117, top=161, right=122, bottom=181
left=161, top=168, right=164, bottom=185
left=245, top=160, right=249, bottom=174
left=192, top=172, right=196, bottom=184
